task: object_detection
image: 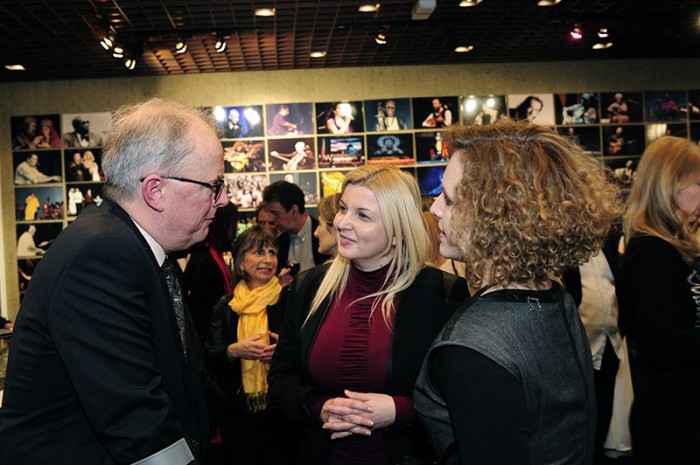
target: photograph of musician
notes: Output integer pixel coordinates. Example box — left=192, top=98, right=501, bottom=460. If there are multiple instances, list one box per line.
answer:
left=316, top=101, right=364, bottom=135
left=601, top=91, right=643, bottom=123
left=508, top=93, right=555, bottom=125
left=645, top=90, right=687, bottom=122
left=373, top=98, right=410, bottom=131
left=557, top=92, right=599, bottom=125
left=268, top=138, right=316, bottom=171
left=223, top=140, right=266, bottom=172
left=461, top=95, right=506, bottom=126
left=268, top=104, right=297, bottom=135
left=422, top=98, right=453, bottom=127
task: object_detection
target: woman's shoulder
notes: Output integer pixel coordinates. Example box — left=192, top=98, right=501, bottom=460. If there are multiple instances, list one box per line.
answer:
left=624, top=235, right=685, bottom=269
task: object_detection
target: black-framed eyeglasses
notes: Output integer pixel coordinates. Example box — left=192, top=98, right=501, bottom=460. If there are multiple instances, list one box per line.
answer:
left=140, top=175, right=226, bottom=200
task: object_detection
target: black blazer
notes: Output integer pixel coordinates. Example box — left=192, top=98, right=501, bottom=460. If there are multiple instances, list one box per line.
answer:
left=268, top=264, right=468, bottom=464
left=0, top=199, right=211, bottom=465
left=276, top=215, right=331, bottom=270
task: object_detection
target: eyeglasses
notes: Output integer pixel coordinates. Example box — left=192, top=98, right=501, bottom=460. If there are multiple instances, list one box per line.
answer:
left=140, top=175, right=226, bottom=200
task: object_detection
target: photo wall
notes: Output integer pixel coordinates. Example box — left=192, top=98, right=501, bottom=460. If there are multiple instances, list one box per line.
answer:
left=8, top=89, right=700, bottom=296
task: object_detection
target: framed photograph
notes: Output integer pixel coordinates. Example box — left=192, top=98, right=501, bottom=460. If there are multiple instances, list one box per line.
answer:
left=61, top=112, right=110, bottom=148
left=223, top=139, right=266, bottom=172
left=645, top=123, right=687, bottom=146
left=416, top=165, right=446, bottom=196
left=644, top=90, right=688, bottom=122
left=66, top=183, right=104, bottom=217
left=11, top=114, right=62, bottom=150
left=265, top=102, right=314, bottom=136
left=600, top=91, right=643, bottom=123
left=13, top=150, right=63, bottom=185
left=415, top=132, right=450, bottom=163
left=507, top=94, right=555, bottom=126
left=315, top=101, right=365, bottom=135
left=555, top=92, right=599, bottom=125
left=18, top=258, right=41, bottom=294
left=413, top=96, right=459, bottom=129
left=556, top=126, right=601, bottom=155
left=317, top=136, right=365, bottom=168
left=213, top=105, right=264, bottom=138
left=16, top=222, right=63, bottom=258
left=602, top=125, right=645, bottom=156
left=63, top=148, right=103, bottom=182
left=15, top=185, right=64, bottom=221
left=461, top=95, right=506, bottom=125
left=688, top=90, right=700, bottom=120
left=367, top=134, right=414, bottom=165
left=225, top=174, right=267, bottom=209
left=319, top=170, right=348, bottom=197
left=270, top=172, right=318, bottom=205
left=364, top=98, right=412, bottom=131
left=605, top=156, right=641, bottom=188
left=267, top=137, right=316, bottom=171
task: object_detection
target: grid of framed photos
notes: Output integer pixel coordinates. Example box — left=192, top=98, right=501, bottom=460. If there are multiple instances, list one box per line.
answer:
left=9, top=89, right=700, bottom=295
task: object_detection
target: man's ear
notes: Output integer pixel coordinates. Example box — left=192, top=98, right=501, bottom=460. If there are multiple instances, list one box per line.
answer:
left=141, top=175, right=166, bottom=212
left=290, top=204, right=300, bottom=216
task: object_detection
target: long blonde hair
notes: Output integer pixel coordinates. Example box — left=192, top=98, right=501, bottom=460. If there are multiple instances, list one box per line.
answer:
left=307, top=165, right=431, bottom=326
left=623, top=136, right=700, bottom=259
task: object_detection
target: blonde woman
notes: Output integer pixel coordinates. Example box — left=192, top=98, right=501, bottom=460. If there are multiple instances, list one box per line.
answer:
left=415, top=119, right=621, bottom=464
left=619, top=136, right=700, bottom=464
left=314, top=192, right=341, bottom=257
left=269, top=165, right=467, bottom=465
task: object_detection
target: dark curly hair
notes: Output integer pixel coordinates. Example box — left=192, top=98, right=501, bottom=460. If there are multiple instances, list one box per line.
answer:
left=445, top=118, right=621, bottom=289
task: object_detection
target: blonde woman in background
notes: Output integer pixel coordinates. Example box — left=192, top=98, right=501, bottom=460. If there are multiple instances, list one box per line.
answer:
left=314, top=193, right=341, bottom=257
left=269, top=164, right=467, bottom=465
left=619, top=136, right=700, bottom=464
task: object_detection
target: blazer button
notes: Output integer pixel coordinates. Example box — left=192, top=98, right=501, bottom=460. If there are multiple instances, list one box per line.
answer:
left=191, top=438, right=199, bottom=448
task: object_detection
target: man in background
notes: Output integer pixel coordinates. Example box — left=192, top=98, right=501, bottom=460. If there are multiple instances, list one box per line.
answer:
left=14, top=153, right=62, bottom=184
left=262, top=180, right=330, bottom=272
left=0, top=98, right=228, bottom=465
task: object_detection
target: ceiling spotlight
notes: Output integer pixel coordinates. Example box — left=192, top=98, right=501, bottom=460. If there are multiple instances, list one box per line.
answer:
left=593, top=42, right=613, bottom=50
left=5, top=64, right=26, bottom=71
left=537, top=0, right=561, bottom=5
left=174, top=38, right=188, bottom=54
left=100, top=34, right=114, bottom=50
left=124, top=57, right=137, bottom=70
left=569, top=26, right=583, bottom=40
left=112, top=46, right=124, bottom=58
left=455, top=45, right=475, bottom=53
left=358, top=3, right=380, bottom=12
left=375, top=32, right=387, bottom=45
left=597, top=27, right=609, bottom=39
left=459, top=0, right=483, bottom=6
left=310, top=50, right=327, bottom=58
left=214, top=36, right=227, bottom=53
left=255, top=8, right=276, bottom=17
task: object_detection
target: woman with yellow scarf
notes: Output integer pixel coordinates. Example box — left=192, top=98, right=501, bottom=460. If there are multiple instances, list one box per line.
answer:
left=205, top=225, right=297, bottom=464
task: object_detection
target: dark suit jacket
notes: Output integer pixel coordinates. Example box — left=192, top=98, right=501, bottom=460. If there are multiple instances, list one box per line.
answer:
left=0, top=199, right=210, bottom=465
left=276, top=215, right=330, bottom=270
left=268, top=264, right=468, bottom=464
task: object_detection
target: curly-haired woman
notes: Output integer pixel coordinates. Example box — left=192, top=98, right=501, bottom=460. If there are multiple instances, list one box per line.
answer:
left=415, top=119, right=621, bottom=464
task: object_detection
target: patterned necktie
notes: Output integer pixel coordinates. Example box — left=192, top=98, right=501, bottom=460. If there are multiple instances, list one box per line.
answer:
left=161, top=258, right=187, bottom=356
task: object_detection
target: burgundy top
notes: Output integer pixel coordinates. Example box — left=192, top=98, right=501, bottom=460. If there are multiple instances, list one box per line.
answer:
left=307, top=263, right=412, bottom=465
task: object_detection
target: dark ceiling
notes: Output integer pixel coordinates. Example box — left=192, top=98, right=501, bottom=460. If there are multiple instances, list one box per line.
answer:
left=0, top=0, right=699, bottom=83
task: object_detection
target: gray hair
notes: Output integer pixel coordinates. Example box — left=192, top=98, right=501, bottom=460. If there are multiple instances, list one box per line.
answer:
left=101, top=98, right=217, bottom=202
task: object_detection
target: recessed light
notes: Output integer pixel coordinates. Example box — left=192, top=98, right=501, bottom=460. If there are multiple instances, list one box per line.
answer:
left=5, top=64, right=26, bottom=71
left=255, top=8, right=276, bottom=17
left=592, top=42, right=613, bottom=50
left=537, top=0, right=561, bottom=5
left=459, top=0, right=483, bottom=7
left=310, top=51, right=327, bottom=58
left=358, top=3, right=380, bottom=12
left=455, top=45, right=475, bottom=53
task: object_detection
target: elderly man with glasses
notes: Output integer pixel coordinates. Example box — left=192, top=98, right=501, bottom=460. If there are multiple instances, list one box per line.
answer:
left=0, top=98, right=228, bottom=465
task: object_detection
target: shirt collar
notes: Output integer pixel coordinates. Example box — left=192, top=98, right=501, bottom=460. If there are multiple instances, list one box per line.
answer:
left=131, top=218, right=167, bottom=266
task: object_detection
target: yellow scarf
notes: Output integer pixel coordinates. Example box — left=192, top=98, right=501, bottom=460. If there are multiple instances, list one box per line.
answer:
left=229, top=276, right=281, bottom=412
